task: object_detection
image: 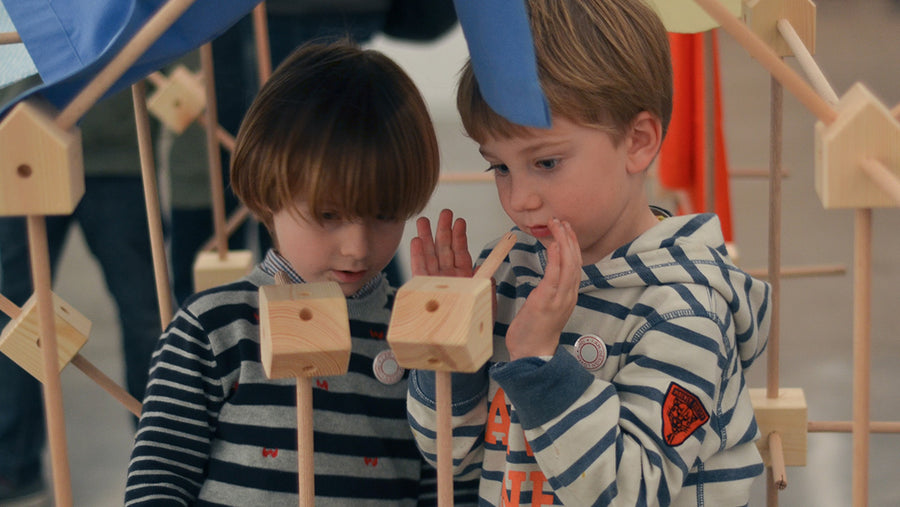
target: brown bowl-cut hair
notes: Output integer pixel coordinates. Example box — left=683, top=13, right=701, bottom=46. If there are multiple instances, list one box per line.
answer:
left=457, top=0, right=672, bottom=145
left=231, top=40, right=439, bottom=234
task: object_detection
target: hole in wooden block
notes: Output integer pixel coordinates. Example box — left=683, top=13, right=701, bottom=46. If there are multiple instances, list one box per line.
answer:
left=427, top=357, right=440, bottom=365
left=17, top=164, right=31, bottom=178
left=425, top=300, right=440, bottom=312
left=298, top=308, right=313, bottom=321
left=302, top=365, right=316, bottom=375
left=435, top=284, right=449, bottom=289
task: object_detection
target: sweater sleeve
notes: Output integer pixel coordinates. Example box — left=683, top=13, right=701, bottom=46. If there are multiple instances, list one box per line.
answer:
left=493, top=314, right=729, bottom=506
left=125, top=308, right=226, bottom=506
left=407, top=366, right=490, bottom=482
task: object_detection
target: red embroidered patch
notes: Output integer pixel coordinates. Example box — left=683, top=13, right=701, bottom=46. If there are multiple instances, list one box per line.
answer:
left=262, top=448, right=279, bottom=458
left=662, top=382, right=709, bottom=446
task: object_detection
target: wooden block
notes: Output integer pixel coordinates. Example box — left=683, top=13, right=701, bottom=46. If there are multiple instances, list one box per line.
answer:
left=387, top=276, right=493, bottom=372
left=647, top=0, right=741, bottom=33
left=815, top=83, right=900, bottom=209
left=744, top=0, right=816, bottom=57
left=259, top=282, right=351, bottom=379
left=147, top=65, right=206, bottom=134
left=0, top=293, right=91, bottom=383
left=750, top=388, right=807, bottom=466
left=0, top=98, right=84, bottom=216
left=192, top=250, right=254, bottom=292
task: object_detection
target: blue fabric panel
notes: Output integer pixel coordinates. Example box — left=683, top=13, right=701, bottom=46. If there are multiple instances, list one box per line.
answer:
left=1, top=0, right=258, bottom=118
left=452, top=0, right=550, bottom=128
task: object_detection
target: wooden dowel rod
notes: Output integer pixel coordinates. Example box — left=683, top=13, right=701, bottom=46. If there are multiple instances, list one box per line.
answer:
left=767, top=77, right=784, bottom=399
left=296, top=376, right=315, bottom=506
left=0, top=293, right=144, bottom=417
left=27, top=216, right=73, bottom=507
left=132, top=81, right=175, bottom=326
left=473, top=232, right=517, bottom=280
left=768, top=432, right=788, bottom=490
left=859, top=158, right=900, bottom=206
left=199, top=43, right=229, bottom=259
left=70, top=354, right=142, bottom=417
left=0, top=292, right=22, bottom=319
left=201, top=205, right=251, bottom=252
left=0, top=31, right=22, bottom=44
left=776, top=19, right=839, bottom=106
left=252, top=2, right=273, bottom=84
left=146, top=71, right=167, bottom=88
left=852, top=208, right=872, bottom=507
left=809, top=421, right=900, bottom=433
left=746, top=264, right=845, bottom=280
left=691, top=0, right=837, bottom=125
left=767, top=467, right=779, bottom=507
left=436, top=371, right=453, bottom=507
left=55, top=0, right=199, bottom=130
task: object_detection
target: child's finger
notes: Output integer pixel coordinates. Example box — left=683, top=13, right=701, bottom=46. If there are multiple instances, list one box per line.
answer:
left=409, top=237, right=429, bottom=277
left=452, top=217, right=473, bottom=272
left=435, top=209, right=456, bottom=271
left=415, top=216, right=439, bottom=275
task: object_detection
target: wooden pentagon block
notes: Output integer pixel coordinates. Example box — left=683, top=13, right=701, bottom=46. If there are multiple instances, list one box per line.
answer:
left=192, top=250, right=254, bottom=292
left=0, top=98, right=84, bottom=216
left=744, top=0, right=816, bottom=57
left=750, top=388, right=807, bottom=466
left=259, top=282, right=351, bottom=379
left=815, top=83, right=900, bottom=209
left=387, top=276, right=493, bottom=373
left=0, top=292, right=91, bottom=383
left=147, top=65, right=206, bottom=134
left=647, top=0, right=741, bottom=33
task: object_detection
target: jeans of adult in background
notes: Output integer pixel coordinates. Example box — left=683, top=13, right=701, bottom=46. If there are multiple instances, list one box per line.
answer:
left=0, top=176, right=161, bottom=494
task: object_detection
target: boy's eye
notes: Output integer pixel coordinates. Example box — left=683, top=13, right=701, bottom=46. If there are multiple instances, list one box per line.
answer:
left=320, top=211, right=341, bottom=221
left=375, top=214, right=398, bottom=222
left=537, top=159, right=558, bottom=170
left=487, top=164, right=509, bottom=175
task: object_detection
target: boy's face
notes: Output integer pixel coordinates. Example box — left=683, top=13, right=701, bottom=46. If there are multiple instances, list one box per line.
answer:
left=272, top=200, right=405, bottom=296
left=479, top=116, right=654, bottom=265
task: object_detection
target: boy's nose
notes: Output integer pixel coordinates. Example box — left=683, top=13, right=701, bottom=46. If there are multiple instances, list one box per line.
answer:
left=508, top=176, right=541, bottom=212
left=339, top=222, right=369, bottom=259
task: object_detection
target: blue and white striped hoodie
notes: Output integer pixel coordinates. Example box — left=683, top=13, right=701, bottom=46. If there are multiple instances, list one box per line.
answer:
left=408, top=213, right=771, bottom=506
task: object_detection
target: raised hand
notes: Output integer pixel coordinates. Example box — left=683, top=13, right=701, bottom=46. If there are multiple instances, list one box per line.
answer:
left=410, top=209, right=473, bottom=278
left=505, top=219, right=581, bottom=360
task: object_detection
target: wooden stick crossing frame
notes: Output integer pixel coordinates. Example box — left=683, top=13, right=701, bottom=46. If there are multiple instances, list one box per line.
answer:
left=691, top=1, right=898, bottom=505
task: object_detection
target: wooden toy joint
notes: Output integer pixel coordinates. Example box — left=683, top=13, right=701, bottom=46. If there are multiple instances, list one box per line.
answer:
left=750, top=388, right=808, bottom=490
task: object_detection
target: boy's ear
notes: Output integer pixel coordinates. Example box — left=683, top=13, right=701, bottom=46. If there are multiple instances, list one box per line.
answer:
left=625, top=111, right=663, bottom=175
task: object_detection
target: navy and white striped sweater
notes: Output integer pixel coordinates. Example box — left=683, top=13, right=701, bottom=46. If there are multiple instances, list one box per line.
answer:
left=408, top=213, right=771, bottom=506
left=126, top=250, right=476, bottom=506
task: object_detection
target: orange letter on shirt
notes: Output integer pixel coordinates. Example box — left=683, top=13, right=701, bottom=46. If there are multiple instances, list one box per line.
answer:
left=500, top=470, right=527, bottom=507
left=529, top=471, right=555, bottom=507
left=485, top=388, right=510, bottom=447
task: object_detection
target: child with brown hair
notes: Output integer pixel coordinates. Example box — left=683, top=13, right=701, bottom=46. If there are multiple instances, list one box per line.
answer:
left=125, top=40, right=475, bottom=505
left=407, top=0, right=771, bottom=505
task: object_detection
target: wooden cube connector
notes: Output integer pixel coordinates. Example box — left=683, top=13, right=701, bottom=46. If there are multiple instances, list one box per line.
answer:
left=387, top=276, right=493, bottom=372
left=147, top=65, right=206, bottom=134
left=258, top=282, right=351, bottom=379
left=815, top=83, right=900, bottom=209
left=744, top=0, right=816, bottom=57
left=0, top=98, right=84, bottom=216
left=647, top=0, right=741, bottom=34
left=0, top=292, right=90, bottom=383
left=750, top=388, right=807, bottom=467
left=192, top=250, right=254, bottom=293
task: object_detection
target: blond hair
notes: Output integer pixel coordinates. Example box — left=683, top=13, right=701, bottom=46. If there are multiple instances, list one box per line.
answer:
left=457, top=0, right=672, bottom=144
left=231, top=41, right=439, bottom=234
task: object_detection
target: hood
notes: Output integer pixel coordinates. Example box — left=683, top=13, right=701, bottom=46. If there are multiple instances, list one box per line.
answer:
left=586, top=213, right=770, bottom=367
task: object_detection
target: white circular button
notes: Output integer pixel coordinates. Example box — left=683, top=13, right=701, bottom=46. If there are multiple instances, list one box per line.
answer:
left=574, top=334, right=607, bottom=370
left=373, top=349, right=405, bottom=385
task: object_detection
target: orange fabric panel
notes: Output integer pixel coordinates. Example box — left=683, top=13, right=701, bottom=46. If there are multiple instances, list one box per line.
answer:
left=659, top=31, right=734, bottom=242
